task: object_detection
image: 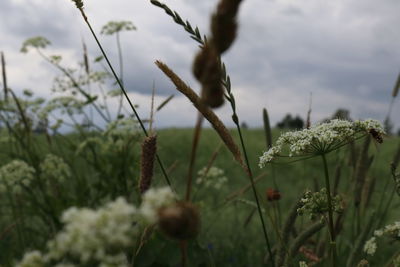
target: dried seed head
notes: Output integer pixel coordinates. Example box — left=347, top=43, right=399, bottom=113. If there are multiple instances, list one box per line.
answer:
left=158, top=201, right=200, bottom=240
left=139, top=135, right=157, bottom=194
left=266, top=188, right=281, bottom=201
left=71, top=0, right=84, bottom=9
left=192, top=45, right=224, bottom=108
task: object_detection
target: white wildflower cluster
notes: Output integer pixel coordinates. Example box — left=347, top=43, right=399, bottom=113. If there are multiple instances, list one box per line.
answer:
left=0, top=160, right=35, bottom=194
left=297, top=188, right=343, bottom=220
left=299, top=261, right=309, bottom=267
left=364, top=220, right=400, bottom=256
left=46, top=197, right=137, bottom=266
left=259, top=119, right=384, bottom=167
left=364, top=237, right=377, bottom=256
left=196, top=166, right=228, bottom=190
left=104, top=117, right=139, bottom=138
left=140, top=187, right=176, bottom=224
left=16, top=250, right=45, bottom=267
left=40, top=154, right=71, bottom=183
left=17, top=187, right=176, bottom=266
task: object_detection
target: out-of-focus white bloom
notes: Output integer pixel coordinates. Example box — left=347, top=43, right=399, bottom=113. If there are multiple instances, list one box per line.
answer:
left=259, top=119, right=385, bottom=167
left=374, top=229, right=384, bottom=237
left=196, top=166, right=227, bottom=190
left=299, top=261, right=308, bottom=267
left=0, top=160, right=35, bottom=194
left=364, top=220, right=400, bottom=257
left=40, top=154, right=71, bottom=183
left=140, top=187, right=176, bottom=224
left=18, top=187, right=177, bottom=266
left=364, top=237, right=377, bottom=255
left=46, top=197, right=137, bottom=264
left=16, top=251, right=44, bottom=267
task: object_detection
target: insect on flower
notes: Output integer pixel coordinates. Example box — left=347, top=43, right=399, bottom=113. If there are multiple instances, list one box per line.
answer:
left=369, top=128, right=383, bottom=144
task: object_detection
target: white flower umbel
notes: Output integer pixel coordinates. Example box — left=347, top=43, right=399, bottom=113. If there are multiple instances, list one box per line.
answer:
left=259, top=119, right=384, bottom=167
left=140, top=187, right=176, bottom=224
left=259, top=119, right=384, bottom=267
left=0, top=160, right=35, bottom=194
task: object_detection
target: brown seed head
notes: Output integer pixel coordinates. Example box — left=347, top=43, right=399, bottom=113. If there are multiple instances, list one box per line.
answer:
left=158, top=201, right=200, bottom=240
left=139, top=135, right=157, bottom=194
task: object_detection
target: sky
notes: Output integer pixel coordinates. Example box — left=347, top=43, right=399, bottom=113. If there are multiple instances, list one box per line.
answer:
left=0, top=0, right=400, bottom=130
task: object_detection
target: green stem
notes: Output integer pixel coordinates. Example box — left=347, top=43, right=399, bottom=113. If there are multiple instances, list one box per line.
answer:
left=235, top=124, right=275, bottom=267
left=321, top=153, right=337, bottom=267
left=77, top=8, right=172, bottom=188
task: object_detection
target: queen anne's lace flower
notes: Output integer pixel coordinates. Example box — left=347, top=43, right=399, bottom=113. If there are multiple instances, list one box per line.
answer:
left=259, top=119, right=384, bottom=167
left=0, top=160, right=35, bottom=194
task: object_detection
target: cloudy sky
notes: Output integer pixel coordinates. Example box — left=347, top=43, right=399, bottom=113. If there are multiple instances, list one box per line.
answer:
left=1, top=0, right=399, bottom=130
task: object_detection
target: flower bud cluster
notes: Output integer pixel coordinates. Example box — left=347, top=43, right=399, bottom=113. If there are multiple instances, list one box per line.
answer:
left=259, top=119, right=385, bottom=167
left=297, top=188, right=343, bottom=220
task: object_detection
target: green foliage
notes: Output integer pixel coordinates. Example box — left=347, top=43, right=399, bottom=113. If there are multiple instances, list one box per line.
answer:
left=100, top=21, right=137, bottom=35
left=20, top=36, right=51, bottom=53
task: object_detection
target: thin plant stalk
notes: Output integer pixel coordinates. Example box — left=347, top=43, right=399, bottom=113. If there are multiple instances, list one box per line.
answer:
left=321, top=153, right=337, bottom=267
left=116, top=31, right=125, bottom=117
left=235, top=123, right=275, bottom=267
left=185, top=113, right=204, bottom=201
left=74, top=7, right=172, bottom=188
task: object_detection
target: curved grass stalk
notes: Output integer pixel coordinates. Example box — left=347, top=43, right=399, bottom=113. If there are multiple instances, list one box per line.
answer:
left=71, top=6, right=172, bottom=188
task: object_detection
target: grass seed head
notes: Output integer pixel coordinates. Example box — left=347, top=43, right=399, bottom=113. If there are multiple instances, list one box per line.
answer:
left=139, top=135, right=157, bottom=194
left=71, top=0, right=84, bottom=9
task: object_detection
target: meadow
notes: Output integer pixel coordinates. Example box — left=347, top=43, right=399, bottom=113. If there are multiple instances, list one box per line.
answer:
left=1, top=0, right=400, bottom=266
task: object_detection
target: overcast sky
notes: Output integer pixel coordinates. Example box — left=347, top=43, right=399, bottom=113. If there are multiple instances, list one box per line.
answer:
left=1, top=0, right=399, bottom=130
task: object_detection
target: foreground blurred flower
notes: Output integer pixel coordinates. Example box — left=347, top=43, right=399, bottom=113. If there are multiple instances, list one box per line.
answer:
left=16, top=187, right=179, bottom=266
left=364, top=220, right=400, bottom=256
left=259, top=119, right=384, bottom=167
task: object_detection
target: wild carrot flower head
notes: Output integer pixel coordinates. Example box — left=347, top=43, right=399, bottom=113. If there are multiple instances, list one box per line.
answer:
left=259, top=119, right=384, bottom=167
